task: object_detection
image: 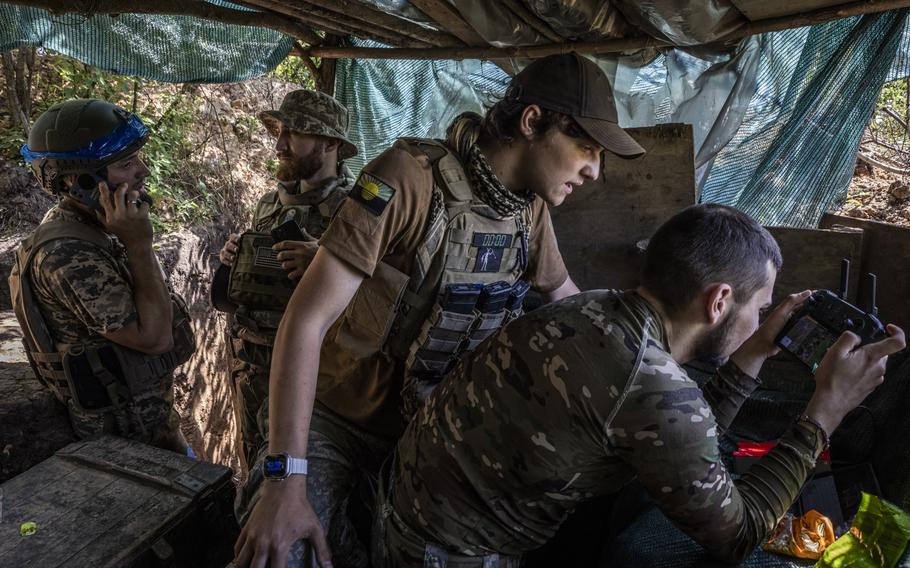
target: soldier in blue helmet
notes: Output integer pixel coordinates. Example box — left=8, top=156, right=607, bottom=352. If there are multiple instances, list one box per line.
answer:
left=10, top=99, right=195, bottom=453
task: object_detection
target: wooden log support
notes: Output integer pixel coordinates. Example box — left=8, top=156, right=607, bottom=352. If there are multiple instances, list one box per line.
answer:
left=240, top=0, right=432, bottom=48
left=292, top=0, right=463, bottom=47
left=306, top=34, right=666, bottom=60
left=307, top=0, right=910, bottom=59
left=407, top=0, right=489, bottom=47
left=501, top=0, right=564, bottom=43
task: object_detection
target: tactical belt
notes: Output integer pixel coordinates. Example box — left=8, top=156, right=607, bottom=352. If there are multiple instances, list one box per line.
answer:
left=28, top=343, right=185, bottom=412
left=375, top=456, right=520, bottom=568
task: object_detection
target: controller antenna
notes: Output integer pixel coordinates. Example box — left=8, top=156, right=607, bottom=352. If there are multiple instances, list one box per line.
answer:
left=864, top=273, right=878, bottom=316
left=839, top=258, right=850, bottom=300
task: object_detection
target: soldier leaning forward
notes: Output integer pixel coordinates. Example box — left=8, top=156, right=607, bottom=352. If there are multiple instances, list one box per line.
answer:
left=211, top=89, right=357, bottom=471
left=9, top=99, right=195, bottom=453
left=233, top=53, right=646, bottom=568
left=375, top=205, right=906, bottom=567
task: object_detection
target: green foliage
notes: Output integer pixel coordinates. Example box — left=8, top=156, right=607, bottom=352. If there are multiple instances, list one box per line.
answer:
left=138, top=90, right=212, bottom=232
left=0, top=54, right=144, bottom=160
left=870, top=78, right=910, bottom=147
left=268, top=55, right=317, bottom=88
left=1, top=50, right=229, bottom=232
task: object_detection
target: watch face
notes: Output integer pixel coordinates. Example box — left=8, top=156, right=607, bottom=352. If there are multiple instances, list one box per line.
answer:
left=263, top=454, right=289, bottom=478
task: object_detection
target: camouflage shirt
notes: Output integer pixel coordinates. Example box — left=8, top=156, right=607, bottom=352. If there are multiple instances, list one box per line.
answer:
left=389, top=290, right=825, bottom=563
left=30, top=202, right=140, bottom=346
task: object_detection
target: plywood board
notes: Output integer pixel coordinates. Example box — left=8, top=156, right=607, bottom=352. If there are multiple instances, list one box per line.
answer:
left=821, top=213, right=910, bottom=331
left=550, top=123, right=696, bottom=291
left=766, top=226, right=864, bottom=306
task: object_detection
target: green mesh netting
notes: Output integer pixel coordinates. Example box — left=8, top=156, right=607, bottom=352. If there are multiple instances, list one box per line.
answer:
left=703, top=11, right=910, bottom=227
left=335, top=40, right=510, bottom=175
left=336, top=11, right=910, bottom=228
left=0, top=3, right=293, bottom=83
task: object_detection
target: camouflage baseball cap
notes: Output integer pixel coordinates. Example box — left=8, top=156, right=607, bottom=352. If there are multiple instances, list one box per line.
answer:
left=258, top=89, right=358, bottom=160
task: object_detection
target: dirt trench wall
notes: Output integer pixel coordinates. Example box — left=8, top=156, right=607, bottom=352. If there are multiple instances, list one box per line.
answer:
left=155, top=225, right=240, bottom=475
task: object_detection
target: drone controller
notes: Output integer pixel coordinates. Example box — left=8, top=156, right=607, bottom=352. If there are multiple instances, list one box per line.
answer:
left=776, top=259, right=887, bottom=372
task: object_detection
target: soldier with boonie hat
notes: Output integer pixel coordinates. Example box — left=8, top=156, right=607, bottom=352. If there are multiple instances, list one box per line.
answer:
left=212, top=89, right=358, bottom=478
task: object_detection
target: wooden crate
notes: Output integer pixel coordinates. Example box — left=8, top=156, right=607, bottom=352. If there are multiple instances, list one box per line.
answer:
left=821, top=213, right=910, bottom=332
left=0, top=436, right=238, bottom=567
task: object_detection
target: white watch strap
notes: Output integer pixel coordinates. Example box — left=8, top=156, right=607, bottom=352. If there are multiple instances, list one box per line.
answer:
left=286, top=456, right=308, bottom=476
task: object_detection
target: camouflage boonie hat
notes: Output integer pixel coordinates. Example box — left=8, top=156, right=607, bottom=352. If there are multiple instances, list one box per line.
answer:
left=258, top=89, right=358, bottom=160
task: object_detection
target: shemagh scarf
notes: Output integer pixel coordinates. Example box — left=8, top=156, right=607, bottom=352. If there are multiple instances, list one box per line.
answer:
left=446, top=112, right=535, bottom=218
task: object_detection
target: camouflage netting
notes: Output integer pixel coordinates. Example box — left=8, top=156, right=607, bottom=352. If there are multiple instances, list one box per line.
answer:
left=336, top=11, right=910, bottom=228
left=0, top=3, right=293, bottom=83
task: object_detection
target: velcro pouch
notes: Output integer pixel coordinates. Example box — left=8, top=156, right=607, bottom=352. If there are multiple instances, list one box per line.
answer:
left=334, top=260, right=410, bottom=359
left=228, top=231, right=295, bottom=311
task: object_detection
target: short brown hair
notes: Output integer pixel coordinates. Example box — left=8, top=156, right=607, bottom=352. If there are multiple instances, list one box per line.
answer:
left=641, top=204, right=782, bottom=315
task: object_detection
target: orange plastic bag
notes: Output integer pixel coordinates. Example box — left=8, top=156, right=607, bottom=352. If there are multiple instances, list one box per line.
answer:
left=763, top=509, right=836, bottom=560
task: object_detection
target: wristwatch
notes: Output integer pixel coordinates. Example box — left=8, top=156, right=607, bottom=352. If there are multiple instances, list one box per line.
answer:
left=262, top=453, right=308, bottom=481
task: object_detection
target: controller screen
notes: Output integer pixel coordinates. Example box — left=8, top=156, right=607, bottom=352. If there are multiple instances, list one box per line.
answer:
left=778, top=315, right=838, bottom=372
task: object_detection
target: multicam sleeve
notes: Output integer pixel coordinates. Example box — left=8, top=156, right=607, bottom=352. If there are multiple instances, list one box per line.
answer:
left=700, top=360, right=761, bottom=434
left=608, top=344, right=825, bottom=563
left=34, top=241, right=138, bottom=335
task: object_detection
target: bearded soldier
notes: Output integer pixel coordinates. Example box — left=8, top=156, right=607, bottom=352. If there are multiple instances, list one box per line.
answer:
left=375, top=205, right=905, bottom=566
left=212, top=89, right=357, bottom=472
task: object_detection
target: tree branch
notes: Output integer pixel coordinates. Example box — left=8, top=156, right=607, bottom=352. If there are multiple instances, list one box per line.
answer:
left=307, top=0, right=910, bottom=59
left=292, top=42, right=324, bottom=92
left=1, top=50, right=31, bottom=135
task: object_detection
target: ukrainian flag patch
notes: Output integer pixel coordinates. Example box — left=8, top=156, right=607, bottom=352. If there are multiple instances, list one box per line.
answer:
left=351, top=172, right=396, bottom=216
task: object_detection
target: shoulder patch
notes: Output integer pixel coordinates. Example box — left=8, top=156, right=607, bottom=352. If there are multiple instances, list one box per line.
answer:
left=350, top=171, right=396, bottom=216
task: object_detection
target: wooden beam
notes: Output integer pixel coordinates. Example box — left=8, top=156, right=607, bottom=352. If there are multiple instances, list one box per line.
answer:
left=290, top=0, right=462, bottom=47
left=308, top=0, right=910, bottom=59
left=319, top=36, right=342, bottom=97
left=307, top=34, right=666, bottom=60
left=241, top=0, right=435, bottom=48
left=501, top=0, right=564, bottom=44
left=6, top=0, right=322, bottom=45
left=407, top=0, right=488, bottom=47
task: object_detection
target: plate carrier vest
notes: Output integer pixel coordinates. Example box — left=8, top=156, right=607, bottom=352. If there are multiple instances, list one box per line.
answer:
left=9, top=219, right=195, bottom=416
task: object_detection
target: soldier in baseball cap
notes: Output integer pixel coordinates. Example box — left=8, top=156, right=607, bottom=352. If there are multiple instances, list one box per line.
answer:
left=213, top=89, right=358, bottom=474
left=233, top=53, right=645, bottom=568
left=508, top=52, right=644, bottom=158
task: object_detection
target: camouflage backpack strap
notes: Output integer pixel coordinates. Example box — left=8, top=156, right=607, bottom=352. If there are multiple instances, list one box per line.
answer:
left=317, top=184, right=349, bottom=219
left=9, top=220, right=118, bottom=402
left=28, top=219, right=116, bottom=256
left=252, top=190, right=284, bottom=232
left=9, top=236, right=71, bottom=401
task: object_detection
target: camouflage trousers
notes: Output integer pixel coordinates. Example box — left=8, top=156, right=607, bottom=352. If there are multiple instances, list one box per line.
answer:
left=237, top=403, right=395, bottom=568
left=64, top=376, right=187, bottom=454
left=229, top=341, right=272, bottom=472
left=371, top=458, right=522, bottom=568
